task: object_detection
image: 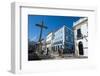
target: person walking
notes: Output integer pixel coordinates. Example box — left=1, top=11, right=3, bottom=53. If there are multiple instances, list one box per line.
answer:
left=60, top=48, right=64, bottom=58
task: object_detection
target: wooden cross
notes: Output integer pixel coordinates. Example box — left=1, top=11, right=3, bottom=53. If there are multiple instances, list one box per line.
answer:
left=36, top=21, right=47, bottom=42
left=35, top=21, right=48, bottom=54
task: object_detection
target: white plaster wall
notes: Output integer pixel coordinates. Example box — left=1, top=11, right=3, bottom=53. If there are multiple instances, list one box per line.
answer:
left=46, top=33, right=53, bottom=50
left=74, top=19, right=88, bottom=56
left=82, top=22, right=88, bottom=56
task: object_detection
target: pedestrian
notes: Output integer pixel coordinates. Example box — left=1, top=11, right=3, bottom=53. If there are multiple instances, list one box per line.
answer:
left=46, top=48, right=49, bottom=56
left=60, top=48, right=64, bottom=58
left=58, top=48, right=61, bottom=56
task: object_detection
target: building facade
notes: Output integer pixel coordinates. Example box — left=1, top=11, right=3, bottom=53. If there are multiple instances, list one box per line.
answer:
left=52, top=25, right=65, bottom=54
left=46, top=32, right=54, bottom=54
left=73, top=18, right=88, bottom=56
left=64, top=26, right=74, bottom=54
left=46, top=25, right=74, bottom=55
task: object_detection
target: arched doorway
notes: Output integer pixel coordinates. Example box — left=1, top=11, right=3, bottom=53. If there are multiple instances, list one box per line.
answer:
left=78, top=41, right=84, bottom=55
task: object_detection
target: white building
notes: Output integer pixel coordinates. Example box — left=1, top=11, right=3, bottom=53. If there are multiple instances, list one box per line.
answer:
left=46, top=32, right=54, bottom=54
left=52, top=26, right=65, bottom=52
left=73, top=18, right=88, bottom=57
left=41, top=40, right=46, bottom=51
left=46, top=25, right=74, bottom=55
left=52, top=25, right=74, bottom=54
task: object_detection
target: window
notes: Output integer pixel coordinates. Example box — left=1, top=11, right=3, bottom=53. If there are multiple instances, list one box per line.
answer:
left=77, top=29, right=82, bottom=39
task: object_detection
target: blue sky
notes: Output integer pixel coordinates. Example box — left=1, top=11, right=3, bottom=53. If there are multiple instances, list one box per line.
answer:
left=28, top=15, right=82, bottom=42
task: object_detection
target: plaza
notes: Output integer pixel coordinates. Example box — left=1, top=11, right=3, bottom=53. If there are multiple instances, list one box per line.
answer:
left=28, top=15, right=88, bottom=60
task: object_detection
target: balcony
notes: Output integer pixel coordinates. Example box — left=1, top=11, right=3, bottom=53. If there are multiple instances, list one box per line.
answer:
left=77, top=34, right=83, bottom=40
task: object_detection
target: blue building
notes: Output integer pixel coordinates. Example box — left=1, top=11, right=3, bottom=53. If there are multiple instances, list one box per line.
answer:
left=52, top=25, right=74, bottom=54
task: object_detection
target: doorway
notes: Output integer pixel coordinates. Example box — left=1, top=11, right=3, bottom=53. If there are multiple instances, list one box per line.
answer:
left=78, top=41, right=84, bottom=55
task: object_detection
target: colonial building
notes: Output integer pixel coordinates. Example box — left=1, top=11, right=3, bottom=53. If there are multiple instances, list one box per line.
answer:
left=73, top=18, right=88, bottom=57
left=52, top=25, right=74, bottom=54
left=64, top=26, right=74, bottom=54
left=46, top=32, right=54, bottom=54
left=52, top=26, right=65, bottom=52
left=41, top=40, right=46, bottom=51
